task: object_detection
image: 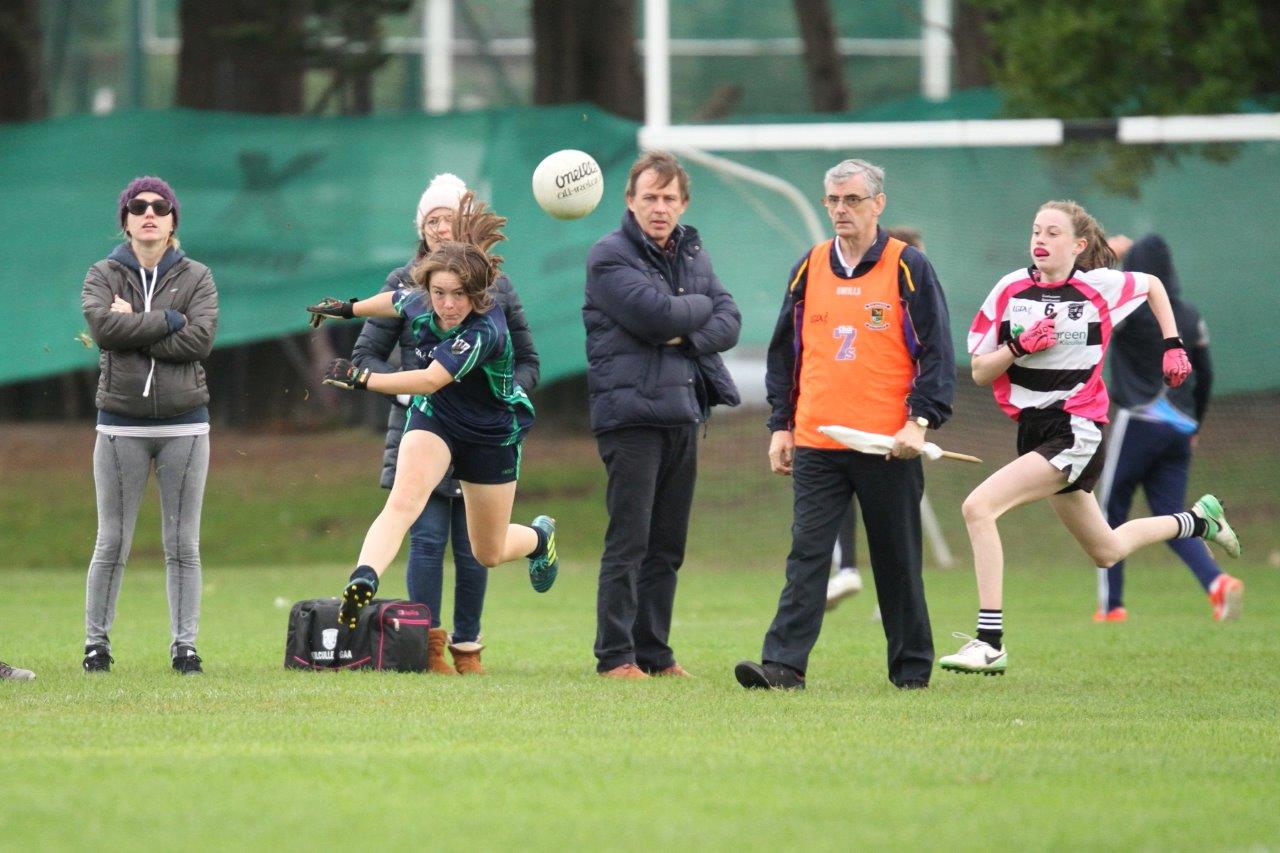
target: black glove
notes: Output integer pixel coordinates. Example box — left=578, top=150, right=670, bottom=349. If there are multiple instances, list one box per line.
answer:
left=322, top=358, right=370, bottom=391
left=307, top=297, right=357, bottom=328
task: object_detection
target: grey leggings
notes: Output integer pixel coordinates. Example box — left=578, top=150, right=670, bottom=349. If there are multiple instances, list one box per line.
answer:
left=84, top=432, right=209, bottom=652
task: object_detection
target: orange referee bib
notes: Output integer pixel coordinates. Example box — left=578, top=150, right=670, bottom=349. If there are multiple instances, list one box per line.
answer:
left=794, top=238, right=915, bottom=449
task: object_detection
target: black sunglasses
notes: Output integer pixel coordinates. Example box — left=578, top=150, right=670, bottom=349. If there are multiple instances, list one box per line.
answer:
left=126, top=198, right=173, bottom=216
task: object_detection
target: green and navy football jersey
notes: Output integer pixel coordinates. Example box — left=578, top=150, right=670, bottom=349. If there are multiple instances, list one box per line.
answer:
left=394, top=287, right=534, bottom=445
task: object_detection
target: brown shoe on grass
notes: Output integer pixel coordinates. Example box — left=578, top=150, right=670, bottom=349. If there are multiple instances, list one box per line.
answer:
left=651, top=663, right=692, bottom=677
left=449, top=640, right=485, bottom=675
left=427, top=628, right=457, bottom=675
left=598, top=663, right=649, bottom=680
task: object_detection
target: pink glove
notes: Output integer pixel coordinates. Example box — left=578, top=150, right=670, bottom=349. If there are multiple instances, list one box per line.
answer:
left=1163, top=343, right=1192, bottom=388
left=1009, top=315, right=1056, bottom=357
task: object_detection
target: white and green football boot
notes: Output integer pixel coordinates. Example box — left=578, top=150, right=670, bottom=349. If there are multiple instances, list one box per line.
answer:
left=1192, top=494, right=1241, bottom=558
left=939, top=633, right=1007, bottom=676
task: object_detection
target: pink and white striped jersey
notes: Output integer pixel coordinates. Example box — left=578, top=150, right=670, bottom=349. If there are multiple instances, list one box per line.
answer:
left=968, top=266, right=1151, bottom=422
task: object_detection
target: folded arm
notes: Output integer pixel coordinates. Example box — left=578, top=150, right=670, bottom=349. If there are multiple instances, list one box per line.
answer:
left=148, top=268, right=219, bottom=362
left=586, top=254, right=713, bottom=344
left=82, top=267, right=171, bottom=350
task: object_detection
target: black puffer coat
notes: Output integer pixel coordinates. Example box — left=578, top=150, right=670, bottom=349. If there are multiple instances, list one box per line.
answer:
left=82, top=243, right=218, bottom=418
left=583, top=212, right=741, bottom=434
left=351, top=262, right=540, bottom=492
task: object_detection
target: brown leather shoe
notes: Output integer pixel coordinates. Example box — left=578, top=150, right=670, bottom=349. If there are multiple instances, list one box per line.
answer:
left=426, top=628, right=457, bottom=675
left=449, top=640, right=485, bottom=675
left=598, top=663, right=649, bottom=680
left=651, top=663, right=692, bottom=677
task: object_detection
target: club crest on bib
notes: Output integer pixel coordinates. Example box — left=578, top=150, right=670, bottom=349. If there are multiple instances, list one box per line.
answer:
left=1068, top=303, right=1084, bottom=320
left=322, top=628, right=338, bottom=650
left=865, top=301, right=892, bottom=331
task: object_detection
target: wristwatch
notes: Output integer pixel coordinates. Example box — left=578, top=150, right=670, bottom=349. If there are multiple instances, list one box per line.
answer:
left=911, top=416, right=929, bottom=429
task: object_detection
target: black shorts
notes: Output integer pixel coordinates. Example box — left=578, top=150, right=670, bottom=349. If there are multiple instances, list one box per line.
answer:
left=405, top=408, right=522, bottom=485
left=1016, top=408, right=1106, bottom=494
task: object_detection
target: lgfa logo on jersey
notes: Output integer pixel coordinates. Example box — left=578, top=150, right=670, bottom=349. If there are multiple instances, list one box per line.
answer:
left=865, top=301, right=892, bottom=330
left=450, top=336, right=472, bottom=355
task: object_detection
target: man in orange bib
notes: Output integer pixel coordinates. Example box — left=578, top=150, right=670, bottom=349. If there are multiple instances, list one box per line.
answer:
left=736, top=159, right=955, bottom=690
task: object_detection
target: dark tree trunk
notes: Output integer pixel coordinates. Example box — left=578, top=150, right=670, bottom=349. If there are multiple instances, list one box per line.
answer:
left=532, top=0, right=642, bottom=120
left=953, top=0, right=995, bottom=89
left=0, top=0, right=45, bottom=122
left=792, top=0, right=848, bottom=112
left=175, top=0, right=306, bottom=114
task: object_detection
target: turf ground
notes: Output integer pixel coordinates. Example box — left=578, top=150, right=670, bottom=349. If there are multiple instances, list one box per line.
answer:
left=2, top=417, right=1277, bottom=850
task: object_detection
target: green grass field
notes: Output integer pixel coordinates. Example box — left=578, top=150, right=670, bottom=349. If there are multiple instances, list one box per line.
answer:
left=2, top=419, right=1278, bottom=850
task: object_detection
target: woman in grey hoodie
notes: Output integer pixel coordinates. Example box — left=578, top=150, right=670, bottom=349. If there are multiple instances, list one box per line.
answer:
left=80, top=176, right=219, bottom=675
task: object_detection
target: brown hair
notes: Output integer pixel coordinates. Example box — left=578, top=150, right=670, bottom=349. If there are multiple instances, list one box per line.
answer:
left=625, top=150, right=690, bottom=201
left=1038, top=200, right=1117, bottom=270
left=410, top=192, right=506, bottom=313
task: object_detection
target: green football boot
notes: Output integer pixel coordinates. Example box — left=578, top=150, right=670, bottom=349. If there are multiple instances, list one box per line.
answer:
left=1192, top=494, right=1241, bottom=559
left=528, top=516, right=559, bottom=593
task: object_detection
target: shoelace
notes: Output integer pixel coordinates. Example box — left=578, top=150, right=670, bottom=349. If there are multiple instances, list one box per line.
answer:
left=949, top=632, right=986, bottom=652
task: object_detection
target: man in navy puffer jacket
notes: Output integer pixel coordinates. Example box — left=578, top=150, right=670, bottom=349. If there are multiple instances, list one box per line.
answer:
left=584, top=151, right=742, bottom=679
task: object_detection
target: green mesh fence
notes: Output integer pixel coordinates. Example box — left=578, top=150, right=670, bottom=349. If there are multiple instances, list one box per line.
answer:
left=2, top=105, right=1276, bottom=393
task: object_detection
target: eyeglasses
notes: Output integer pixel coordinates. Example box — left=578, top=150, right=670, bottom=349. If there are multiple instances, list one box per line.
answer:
left=126, top=198, right=173, bottom=216
left=822, top=193, right=878, bottom=209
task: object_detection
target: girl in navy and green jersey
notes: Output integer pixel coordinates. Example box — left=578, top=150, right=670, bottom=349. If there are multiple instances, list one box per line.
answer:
left=306, top=194, right=558, bottom=628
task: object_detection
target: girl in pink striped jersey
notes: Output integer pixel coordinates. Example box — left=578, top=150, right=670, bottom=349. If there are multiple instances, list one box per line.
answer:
left=939, top=200, right=1240, bottom=676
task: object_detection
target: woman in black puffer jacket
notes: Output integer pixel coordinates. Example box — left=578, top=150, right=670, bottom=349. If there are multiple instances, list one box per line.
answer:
left=80, top=176, right=218, bottom=676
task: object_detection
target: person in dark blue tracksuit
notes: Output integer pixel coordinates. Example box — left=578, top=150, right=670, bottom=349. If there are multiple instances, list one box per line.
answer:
left=1096, top=234, right=1244, bottom=622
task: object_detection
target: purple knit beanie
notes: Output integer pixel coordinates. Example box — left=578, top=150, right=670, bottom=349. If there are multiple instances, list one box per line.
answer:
left=118, top=176, right=180, bottom=230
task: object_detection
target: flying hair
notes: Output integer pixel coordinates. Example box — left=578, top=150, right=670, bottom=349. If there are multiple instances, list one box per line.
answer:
left=411, top=192, right=507, bottom=313
left=1039, top=199, right=1118, bottom=271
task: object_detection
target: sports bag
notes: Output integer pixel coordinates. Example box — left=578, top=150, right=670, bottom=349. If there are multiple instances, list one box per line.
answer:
left=284, top=598, right=431, bottom=672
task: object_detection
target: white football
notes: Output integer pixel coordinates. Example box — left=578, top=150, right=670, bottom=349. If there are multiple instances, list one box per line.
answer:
left=532, top=149, right=604, bottom=220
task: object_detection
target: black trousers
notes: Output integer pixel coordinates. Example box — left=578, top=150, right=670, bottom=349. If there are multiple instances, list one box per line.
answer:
left=594, top=425, right=698, bottom=672
left=762, top=447, right=934, bottom=685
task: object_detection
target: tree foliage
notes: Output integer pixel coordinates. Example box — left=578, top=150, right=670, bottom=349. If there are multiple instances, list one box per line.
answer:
left=973, top=0, right=1279, bottom=195
left=176, top=0, right=412, bottom=115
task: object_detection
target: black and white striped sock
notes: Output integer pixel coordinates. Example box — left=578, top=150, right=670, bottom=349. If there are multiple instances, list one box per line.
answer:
left=1171, top=512, right=1208, bottom=540
left=976, top=609, right=1003, bottom=650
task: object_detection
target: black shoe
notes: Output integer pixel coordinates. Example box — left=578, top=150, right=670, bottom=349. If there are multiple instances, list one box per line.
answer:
left=171, top=644, right=203, bottom=675
left=734, top=660, right=805, bottom=690
left=896, top=680, right=929, bottom=690
left=83, top=644, right=113, bottom=673
left=339, top=578, right=376, bottom=629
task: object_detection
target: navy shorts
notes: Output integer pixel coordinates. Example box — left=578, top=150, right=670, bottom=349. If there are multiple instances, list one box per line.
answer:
left=1017, top=408, right=1106, bottom=494
left=405, top=408, right=522, bottom=485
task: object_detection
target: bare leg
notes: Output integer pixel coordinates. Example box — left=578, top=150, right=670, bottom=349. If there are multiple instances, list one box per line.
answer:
left=1049, top=490, right=1180, bottom=568
left=355, top=430, right=452, bottom=575
left=961, top=453, right=1069, bottom=610
left=458, top=481, right=538, bottom=568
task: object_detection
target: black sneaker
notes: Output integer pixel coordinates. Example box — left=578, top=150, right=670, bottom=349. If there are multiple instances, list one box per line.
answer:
left=734, top=660, right=805, bottom=691
left=83, top=644, right=113, bottom=673
left=171, top=644, right=203, bottom=675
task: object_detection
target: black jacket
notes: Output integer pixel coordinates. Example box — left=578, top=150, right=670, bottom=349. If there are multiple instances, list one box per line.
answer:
left=765, top=228, right=954, bottom=432
left=351, top=262, right=540, bottom=491
left=83, top=243, right=219, bottom=419
left=583, top=212, right=741, bottom=434
left=1109, top=234, right=1212, bottom=424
